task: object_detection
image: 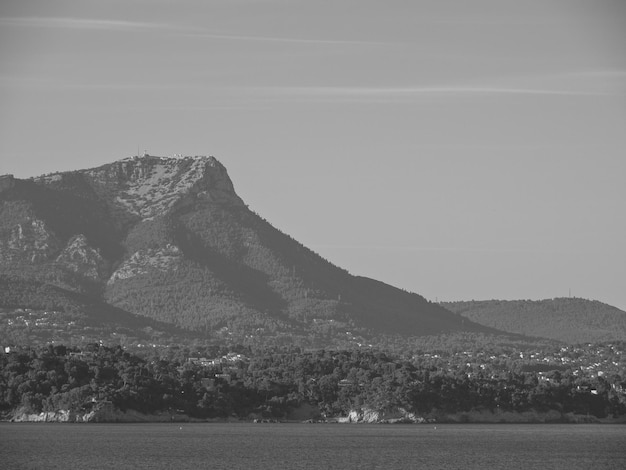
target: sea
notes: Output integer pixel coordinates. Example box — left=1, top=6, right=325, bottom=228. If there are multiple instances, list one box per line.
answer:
left=1, top=423, right=625, bottom=469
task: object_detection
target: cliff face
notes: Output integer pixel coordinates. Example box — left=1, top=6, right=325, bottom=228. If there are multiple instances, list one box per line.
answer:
left=339, top=407, right=424, bottom=424
left=9, top=406, right=194, bottom=423
left=56, top=234, right=108, bottom=281
left=1, top=154, right=491, bottom=344
left=0, top=217, right=59, bottom=264
left=77, top=156, right=244, bottom=220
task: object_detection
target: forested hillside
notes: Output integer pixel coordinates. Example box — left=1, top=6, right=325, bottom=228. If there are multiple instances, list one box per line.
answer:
left=441, top=298, right=626, bottom=344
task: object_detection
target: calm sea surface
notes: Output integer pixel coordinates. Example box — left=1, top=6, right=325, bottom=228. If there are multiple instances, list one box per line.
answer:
left=1, top=423, right=625, bottom=469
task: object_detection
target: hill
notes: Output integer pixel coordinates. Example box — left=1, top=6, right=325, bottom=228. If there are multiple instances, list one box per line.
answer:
left=441, top=298, right=626, bottom=344
left=0, top=155, right=494, bottom=347
left=0, top=275, right=201, bottom=347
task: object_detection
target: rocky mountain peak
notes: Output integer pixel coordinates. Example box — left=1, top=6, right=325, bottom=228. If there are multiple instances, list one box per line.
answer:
left=37, top=154, right=245, bottom=220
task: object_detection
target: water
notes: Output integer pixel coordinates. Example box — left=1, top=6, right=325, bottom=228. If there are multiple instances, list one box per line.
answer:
left=1, top=423, right=625, bottom=469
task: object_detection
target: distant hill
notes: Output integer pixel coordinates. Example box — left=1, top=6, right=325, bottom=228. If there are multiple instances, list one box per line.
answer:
left=0, top=155, right=494, bottom=347
left=441, top=298, right=626, bottom=344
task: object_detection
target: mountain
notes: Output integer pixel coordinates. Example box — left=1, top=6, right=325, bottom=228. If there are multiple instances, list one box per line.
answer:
left=441, top=298, right=626, bottom=344
left=0, top=155, right=492, bottom=347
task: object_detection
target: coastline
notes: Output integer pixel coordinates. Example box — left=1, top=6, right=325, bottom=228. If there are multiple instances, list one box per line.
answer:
left=6, top=405, right=626, bottom=424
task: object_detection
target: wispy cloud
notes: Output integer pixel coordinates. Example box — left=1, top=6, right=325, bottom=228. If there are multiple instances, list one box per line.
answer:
left=182, top=31, right=391, bottom=46
left=0, top=16, right=170, bottom=31
left=257, top=85, right=611, bottom=100
left=572, top=69, right=626, bottom=78
left=0, top=75, right=179, bottom=91
left=0, top=16, right=390, bottom=46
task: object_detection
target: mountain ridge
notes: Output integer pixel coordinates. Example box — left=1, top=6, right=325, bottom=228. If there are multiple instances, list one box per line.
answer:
left=1, top=155, right=492, bottom=346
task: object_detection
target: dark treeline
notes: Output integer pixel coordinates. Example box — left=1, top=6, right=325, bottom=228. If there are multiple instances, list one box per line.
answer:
left=1, top=344, right=625, bottom=420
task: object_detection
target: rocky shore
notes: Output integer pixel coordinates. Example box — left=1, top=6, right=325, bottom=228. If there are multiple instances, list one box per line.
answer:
left=336, top=407, right=626, bottom=424
left=7, top=405, right=626, bottom=424
left=8, top=405, right=196, bottom=423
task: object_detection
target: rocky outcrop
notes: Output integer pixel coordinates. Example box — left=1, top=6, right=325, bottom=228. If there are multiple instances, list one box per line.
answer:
left=11, top=410, right=75, bottom=422
left=107, top=244, right=182, bottom=284
left=56, top=234, right=108, bottom=280
left=339, top=407, right=425, bottom=424
left=10, top=405, right=194, bottom=423
left=83, top=155, right=244, bottom=220
left=0, top=218, right=59, bottom=264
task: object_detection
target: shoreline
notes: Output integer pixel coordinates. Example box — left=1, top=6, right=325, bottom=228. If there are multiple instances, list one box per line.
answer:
left=5, top=407, right=626, bottom=425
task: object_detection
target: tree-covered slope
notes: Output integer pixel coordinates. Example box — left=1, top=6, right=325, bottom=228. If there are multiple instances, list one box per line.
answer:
left=0, top=275, right=197, bottom=347
left=441, top=298, right=626, bottom=344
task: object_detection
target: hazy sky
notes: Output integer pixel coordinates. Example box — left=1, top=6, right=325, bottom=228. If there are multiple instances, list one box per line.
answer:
left=1, top=0, right=625, bottom=309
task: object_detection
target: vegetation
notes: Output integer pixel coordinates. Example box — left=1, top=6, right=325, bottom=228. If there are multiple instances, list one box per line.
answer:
left=442, top=298, right=626, bottom=343
left=2, top=343, right=624, bottom=422
left=4, top=157, right=626, bottom=424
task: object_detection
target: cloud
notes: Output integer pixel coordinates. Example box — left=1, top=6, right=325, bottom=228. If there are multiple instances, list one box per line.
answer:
left=571, top=69, right=626, bottom=79
left=0, top=75, right=177, bottom=91
left=0, top=17, right=170, bottom=31
left=183, top=31, right=390, bottom=46
left=0, top=16, right=389, bottom=45
left=259, top=85, right=611, bottom=99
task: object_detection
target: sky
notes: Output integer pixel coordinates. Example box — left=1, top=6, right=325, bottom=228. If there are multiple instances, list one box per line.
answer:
left=1, top=0, right=625, bottom=310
